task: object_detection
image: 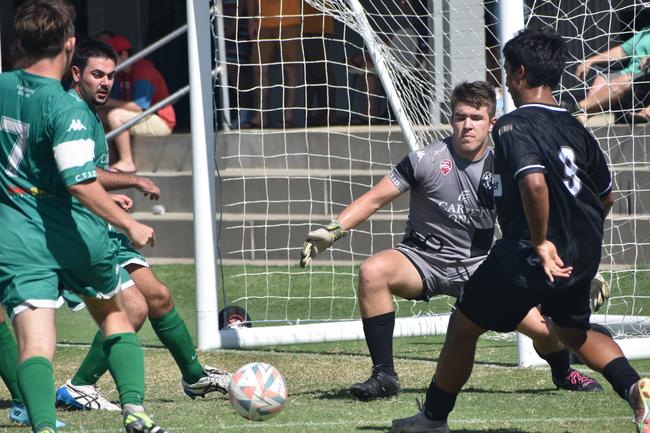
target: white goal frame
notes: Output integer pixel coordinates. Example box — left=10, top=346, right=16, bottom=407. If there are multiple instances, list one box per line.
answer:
left=191, top=0, right=650, bottom=365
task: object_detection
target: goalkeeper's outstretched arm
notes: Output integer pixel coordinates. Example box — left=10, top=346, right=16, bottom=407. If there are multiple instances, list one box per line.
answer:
left=336, top=175, right=402, bottom=231
left=300, top=175, right=402, bottom=267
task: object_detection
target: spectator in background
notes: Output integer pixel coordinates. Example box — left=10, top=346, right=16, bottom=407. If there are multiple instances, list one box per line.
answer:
left=573, top=26, right=650, bottom=120
left=96, top=29, right=115, bottom=42
left=349, top=49, right=382, bottom=123
left=102, top=35, right=176, bottom=173
left=223, top=0, right=253, bottom=128
left=244, top=0, right=301, bottom=128
left=302, top=3, right=337, bottom=126
left=349, top=0, right=420, bottom=124
left=624, top=74, right=650, bottom=122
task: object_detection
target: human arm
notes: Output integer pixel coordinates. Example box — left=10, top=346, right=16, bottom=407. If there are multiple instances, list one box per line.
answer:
left=69, top=180, right=154, bottom=248
left=51, top=106, right=154, bottom=247
left=519, top=173, right=573, bottom=282
left=575, top=46, right=627, bottom=79
left=641, top=56, right=650, bottom=71
left=299, top=175, right=402, bottom=267
left=337, top=175, right=402, bottom=231
left=97, top=168, right=160, bottom=200
left=110, top=193, right=133, bottom=210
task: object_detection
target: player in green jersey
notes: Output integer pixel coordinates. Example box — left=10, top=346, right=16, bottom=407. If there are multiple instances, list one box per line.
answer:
left=0, top=1, right=163, bottom=432
left=53, top=38, right=230, bottom=412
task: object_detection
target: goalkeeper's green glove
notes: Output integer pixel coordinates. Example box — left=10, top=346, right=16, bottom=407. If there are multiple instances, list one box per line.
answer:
left=590, top=272, right=610, bottom=312
left=299, top=220, right=348, bottom=268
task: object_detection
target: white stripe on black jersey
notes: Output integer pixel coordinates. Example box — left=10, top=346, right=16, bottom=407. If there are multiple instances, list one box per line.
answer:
left=490, top=103, right=612, bottom=289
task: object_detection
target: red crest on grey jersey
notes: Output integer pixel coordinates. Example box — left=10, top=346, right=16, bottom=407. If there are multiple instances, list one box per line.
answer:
left=440, top=159, right=452, bottom=176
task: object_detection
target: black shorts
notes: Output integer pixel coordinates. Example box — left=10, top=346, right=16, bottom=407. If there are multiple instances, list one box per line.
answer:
left=456, top=256, right=592, bottom=332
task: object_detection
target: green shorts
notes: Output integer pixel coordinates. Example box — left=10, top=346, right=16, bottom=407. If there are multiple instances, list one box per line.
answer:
left=64, top=230, right=147, bottom=312
left=0, top=249, right=122, bottom=318
left=110, top=230, right=149, bottom=268
left=62, top=266, right=134, bottom=311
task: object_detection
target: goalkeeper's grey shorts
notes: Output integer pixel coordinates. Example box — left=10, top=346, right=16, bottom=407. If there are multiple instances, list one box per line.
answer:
left=394, top=243, right=481, bottom=302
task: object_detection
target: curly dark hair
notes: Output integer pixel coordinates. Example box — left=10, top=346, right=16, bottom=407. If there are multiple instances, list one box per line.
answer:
left=503, top=27, right=569, bottom=89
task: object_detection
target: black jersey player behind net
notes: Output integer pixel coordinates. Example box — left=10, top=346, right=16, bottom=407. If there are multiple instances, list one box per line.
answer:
left=299, top=80, right=603, bottom=403
left=391, top=28, right=650, bottom=433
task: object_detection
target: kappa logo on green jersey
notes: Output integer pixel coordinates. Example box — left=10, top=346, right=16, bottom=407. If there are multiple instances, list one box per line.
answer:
left=67, top=119, right=87, bottom=132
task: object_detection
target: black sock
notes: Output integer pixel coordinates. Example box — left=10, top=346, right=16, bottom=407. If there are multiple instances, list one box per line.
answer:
left=602, top=357, right=640, bottom=401
left=535, top=346, right=571, bottom=378
left=362, top=311, right=396, bottom=376
left=424, top=378, right=457, bottom=421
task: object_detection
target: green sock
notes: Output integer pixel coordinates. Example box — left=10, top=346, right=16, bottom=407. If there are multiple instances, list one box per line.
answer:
left=17, top=356, right=56, bottom=432
left=150, top=307, right=204, bottom=383
left=71, top=331, right=109, bottom=386
left=104, top=332, right=144, bottom=406
left=0, top=321, right=22, bottom=405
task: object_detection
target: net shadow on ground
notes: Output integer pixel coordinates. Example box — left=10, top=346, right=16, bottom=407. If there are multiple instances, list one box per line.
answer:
left=300, top=385, right=555, bottom=400
left=236, top=346, right=518, bottom=368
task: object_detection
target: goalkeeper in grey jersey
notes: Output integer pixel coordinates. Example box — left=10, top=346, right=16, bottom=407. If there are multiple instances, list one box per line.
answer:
left=300, top=81, right=603, bottom=401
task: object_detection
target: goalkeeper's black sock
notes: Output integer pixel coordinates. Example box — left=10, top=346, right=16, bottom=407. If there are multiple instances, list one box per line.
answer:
left=423, top=377, right=457, bottom=421
left=362, top=311, right=396, bottom=376
left=602, top=356, right=640, bottom=401
left=534, top=346, right=571, bottom=378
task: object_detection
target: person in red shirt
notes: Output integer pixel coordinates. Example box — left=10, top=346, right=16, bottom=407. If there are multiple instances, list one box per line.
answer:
left=103, top=35, right=176, bottom=173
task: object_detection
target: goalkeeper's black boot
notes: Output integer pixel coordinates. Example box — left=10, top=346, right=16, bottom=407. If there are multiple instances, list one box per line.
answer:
left=552, top=368, right=603, bottom=392
left=350, top=369, right=400, bottom=401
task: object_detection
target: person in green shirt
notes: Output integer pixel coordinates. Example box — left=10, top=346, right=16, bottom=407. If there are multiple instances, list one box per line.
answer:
left=0, top=1, right=163, bottom=432
left=53, top=38, right=231, bottom=412
left=574, top=27, right=650, bottom=119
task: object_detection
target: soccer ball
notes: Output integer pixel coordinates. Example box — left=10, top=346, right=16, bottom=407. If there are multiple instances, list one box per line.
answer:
left=228, top=362, right=287, bottom=421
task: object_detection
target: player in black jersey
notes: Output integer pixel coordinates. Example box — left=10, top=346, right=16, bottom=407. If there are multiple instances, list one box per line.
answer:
left=392, top=28, right=650, bottom=433
left=301, top=81, right=602, bottom=403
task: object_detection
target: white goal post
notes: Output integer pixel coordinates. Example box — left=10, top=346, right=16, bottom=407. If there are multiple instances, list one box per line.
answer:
left=515, top=0, right=650, bottom=366
left=187, top=0, right=220, bottom=349
left=193, top=0, right=650, bottom=363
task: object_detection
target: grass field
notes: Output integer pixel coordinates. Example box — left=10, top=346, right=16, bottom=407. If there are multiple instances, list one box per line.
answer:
left=2, top=264, right=649, bottom=433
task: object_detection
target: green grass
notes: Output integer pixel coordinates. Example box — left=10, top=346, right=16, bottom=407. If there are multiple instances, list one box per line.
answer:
left=56, top=264, right=457, bottom=346
left=601, top=268, right=650, bottom=317
left=3, top=264, right=649, bottom=433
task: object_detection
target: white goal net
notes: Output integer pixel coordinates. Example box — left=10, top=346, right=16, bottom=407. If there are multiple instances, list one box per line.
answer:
left=208, top=0, right=650, bottom=354
left=524, top=1, right=650, bottom=359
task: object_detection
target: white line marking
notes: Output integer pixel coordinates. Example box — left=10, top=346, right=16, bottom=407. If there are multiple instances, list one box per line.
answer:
left=26, top=416, right=633, bottom=433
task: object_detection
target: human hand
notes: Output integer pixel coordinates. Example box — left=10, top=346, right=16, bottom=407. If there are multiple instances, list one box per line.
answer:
left=299, top=220, right=348, bottom=267
left=575, top=62, right=590, bottom=80
left=136, top=177, right=161, bottom=200
left=110, top=193, right=133, bottom=211
left=640, top=56, right=650, bottom=71
left=125, top=221, right=156, bottom=248
left=533, top=240, right=573, bottom=282
left=590, top=272, right=610, bottom=311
